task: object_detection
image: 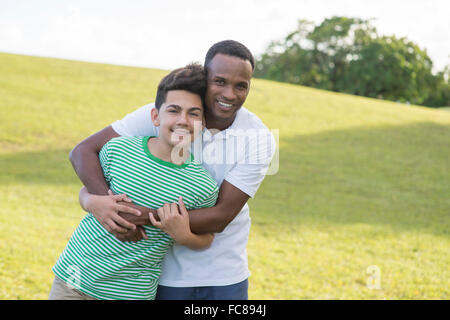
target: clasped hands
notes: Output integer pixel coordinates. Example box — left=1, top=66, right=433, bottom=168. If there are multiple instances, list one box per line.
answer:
left=85, top=190, right=190, bottom=243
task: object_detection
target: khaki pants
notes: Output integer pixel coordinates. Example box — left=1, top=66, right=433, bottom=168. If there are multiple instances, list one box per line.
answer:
left=48, top=276, right=97, bottom=300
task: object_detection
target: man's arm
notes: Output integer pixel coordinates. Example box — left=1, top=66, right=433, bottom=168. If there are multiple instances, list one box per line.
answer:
left=188, top=181, right=249, bottom=234
left=76, top=130, right=274, bottom=237
left=78, top=187, right=153, bottom=233
left=70, top=126, right=118, bottom=195
left=71, top=126, right=151, bottom=235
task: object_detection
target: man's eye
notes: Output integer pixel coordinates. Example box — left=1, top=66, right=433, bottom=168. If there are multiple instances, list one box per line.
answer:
left=190, top=112, right=200, bottom=117
left=215, top=79, right=225, bottom=85
left=168, top=109, right=178, bottom=113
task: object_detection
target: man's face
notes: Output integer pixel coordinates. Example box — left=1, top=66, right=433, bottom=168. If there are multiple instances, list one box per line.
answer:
left=152, top=90, right=203, bottom=147
left=204, top=53, right=253, bottom=124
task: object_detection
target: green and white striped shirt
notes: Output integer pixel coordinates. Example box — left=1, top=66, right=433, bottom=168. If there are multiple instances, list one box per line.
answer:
left=52, top=136, right=219, bottom=300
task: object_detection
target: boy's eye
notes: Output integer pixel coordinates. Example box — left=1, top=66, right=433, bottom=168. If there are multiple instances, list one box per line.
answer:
left=215, top=79, right=225, bottom=85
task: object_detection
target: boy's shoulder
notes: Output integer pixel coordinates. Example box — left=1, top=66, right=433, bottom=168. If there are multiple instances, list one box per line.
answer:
left=186, top=159, right=219, bottom=190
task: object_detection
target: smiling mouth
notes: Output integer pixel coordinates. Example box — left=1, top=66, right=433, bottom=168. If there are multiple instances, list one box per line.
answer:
left=217, top=100, right=234, bottom=109
left=171, top=128, right=191, bottom=135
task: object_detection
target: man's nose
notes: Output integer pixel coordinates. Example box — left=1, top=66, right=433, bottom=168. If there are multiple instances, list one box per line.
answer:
left=222, top=85, right=236, bottom=101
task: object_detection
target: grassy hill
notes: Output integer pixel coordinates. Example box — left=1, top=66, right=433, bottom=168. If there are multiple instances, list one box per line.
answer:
left=1, top=52, right=449, bottom=299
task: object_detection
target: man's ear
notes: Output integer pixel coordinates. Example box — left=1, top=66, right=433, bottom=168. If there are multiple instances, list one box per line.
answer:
left=151, top=107, right=160, bottom=127
left=202, top=115, right=206, bottom=130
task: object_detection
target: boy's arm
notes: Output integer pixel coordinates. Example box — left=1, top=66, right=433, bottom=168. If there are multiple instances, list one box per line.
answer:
left=149, top=198, right=215, bottom=250
left=181, top=233, right=214, bottom=250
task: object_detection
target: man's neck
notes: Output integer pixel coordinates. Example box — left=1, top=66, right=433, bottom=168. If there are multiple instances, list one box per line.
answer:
left=147, top=137, right=190, bottom=165
left=204, top=113, right=237, bottom=132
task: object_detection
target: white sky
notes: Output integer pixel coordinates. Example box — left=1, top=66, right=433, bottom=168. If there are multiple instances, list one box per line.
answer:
left=1, top=0, right=449, bottom=72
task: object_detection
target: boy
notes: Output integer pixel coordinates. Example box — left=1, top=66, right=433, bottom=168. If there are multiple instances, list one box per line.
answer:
left=49, top=64, right=219, bottom=300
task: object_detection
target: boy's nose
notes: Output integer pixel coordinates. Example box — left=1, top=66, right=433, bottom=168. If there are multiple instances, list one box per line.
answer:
left=176, top=112, right=188, bottom=125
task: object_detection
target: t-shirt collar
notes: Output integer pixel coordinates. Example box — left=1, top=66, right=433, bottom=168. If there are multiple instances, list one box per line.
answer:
left=203, top=107, right=244, bottom=141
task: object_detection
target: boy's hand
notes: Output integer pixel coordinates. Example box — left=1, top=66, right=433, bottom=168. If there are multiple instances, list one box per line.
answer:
left=149, top=196, right=191, bottom=245
left=85, top=190, right=142, bottom=234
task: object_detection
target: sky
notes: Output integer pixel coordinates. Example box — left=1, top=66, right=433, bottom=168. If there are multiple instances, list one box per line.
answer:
left=1, top=0, right=449, bottom=72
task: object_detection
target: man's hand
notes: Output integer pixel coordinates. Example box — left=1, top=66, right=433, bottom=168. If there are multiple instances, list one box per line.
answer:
left=112, top=226, right=148, bottom=242
left=83, top=189, right=143, bottom=234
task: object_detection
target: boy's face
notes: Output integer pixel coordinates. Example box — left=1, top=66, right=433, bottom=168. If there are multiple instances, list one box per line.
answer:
left=204, top=53, right=253, bottom=123
left=151, top=90, right=203, bottom=147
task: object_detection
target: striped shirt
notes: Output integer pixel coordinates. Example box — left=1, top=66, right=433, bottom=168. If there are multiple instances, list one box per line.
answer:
left=52, top=136, right=219, bottom=300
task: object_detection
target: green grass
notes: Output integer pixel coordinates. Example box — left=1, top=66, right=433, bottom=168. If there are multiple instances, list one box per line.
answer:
left=1, top=52, right=449, bottom=299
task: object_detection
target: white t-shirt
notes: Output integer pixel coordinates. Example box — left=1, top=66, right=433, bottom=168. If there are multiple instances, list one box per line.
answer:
left=111, top=103, right=276, bottom=287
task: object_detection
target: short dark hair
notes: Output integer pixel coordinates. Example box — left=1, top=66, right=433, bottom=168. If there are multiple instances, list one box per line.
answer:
left=155, top=63, right=206, bottom=110
left=204, top=40, right=255, bottom=73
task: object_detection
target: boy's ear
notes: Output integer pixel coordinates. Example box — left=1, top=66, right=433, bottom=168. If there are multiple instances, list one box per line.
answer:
left=151, top=107, right=160, bottom=127
left=202, top=116, right=206, bottom=129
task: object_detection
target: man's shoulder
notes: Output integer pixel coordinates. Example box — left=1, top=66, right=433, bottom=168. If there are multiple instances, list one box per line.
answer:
left=233, top=107, right=277, bottom=161
left=235, top=107, right=272, bottom=132
left=111, top=102, right=157, bottom=137
left=109, top=135, right=144, bottom=145
left=104, top=136, right=145, bottom=152
left=229, top=107, right=275, bottom=146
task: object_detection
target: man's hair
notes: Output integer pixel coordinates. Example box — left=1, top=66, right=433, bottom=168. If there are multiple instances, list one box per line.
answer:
left=204, top=40, right=255, bottom=73
left=155, top=63, right=206, bottom=110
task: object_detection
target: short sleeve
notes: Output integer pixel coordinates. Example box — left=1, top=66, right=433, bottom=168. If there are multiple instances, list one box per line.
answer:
left=98, top=142, right=112, bottom=184
left=224, top=131, right=276, bottom=198
left=111, top=103, right=159, bottom=137
left=195, top=186, right=219, bottom=209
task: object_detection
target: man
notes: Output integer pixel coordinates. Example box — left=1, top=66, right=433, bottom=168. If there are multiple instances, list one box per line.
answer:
left=71, top=40, right=276, bottom=300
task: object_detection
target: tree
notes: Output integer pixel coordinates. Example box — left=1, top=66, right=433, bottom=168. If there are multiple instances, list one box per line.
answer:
left=423, top=66, right=450, bottom=107
left=254, top=20, right=317, bottom=86
left=306, top=16, right=376, bottom=91
left=340, top=35, right=436, bottom=105
left=255, top=16, right=449, bottom=108
left=255, top=17, right=377, bottom=90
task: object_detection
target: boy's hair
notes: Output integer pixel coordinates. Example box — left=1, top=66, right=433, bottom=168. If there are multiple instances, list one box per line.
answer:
left=155, top=63, right=206, bottom=110
left=204, top=40, right=255, bottom=73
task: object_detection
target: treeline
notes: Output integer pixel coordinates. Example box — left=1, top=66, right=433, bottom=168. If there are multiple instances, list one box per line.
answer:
left=254, top=16, right=449, bottom=108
